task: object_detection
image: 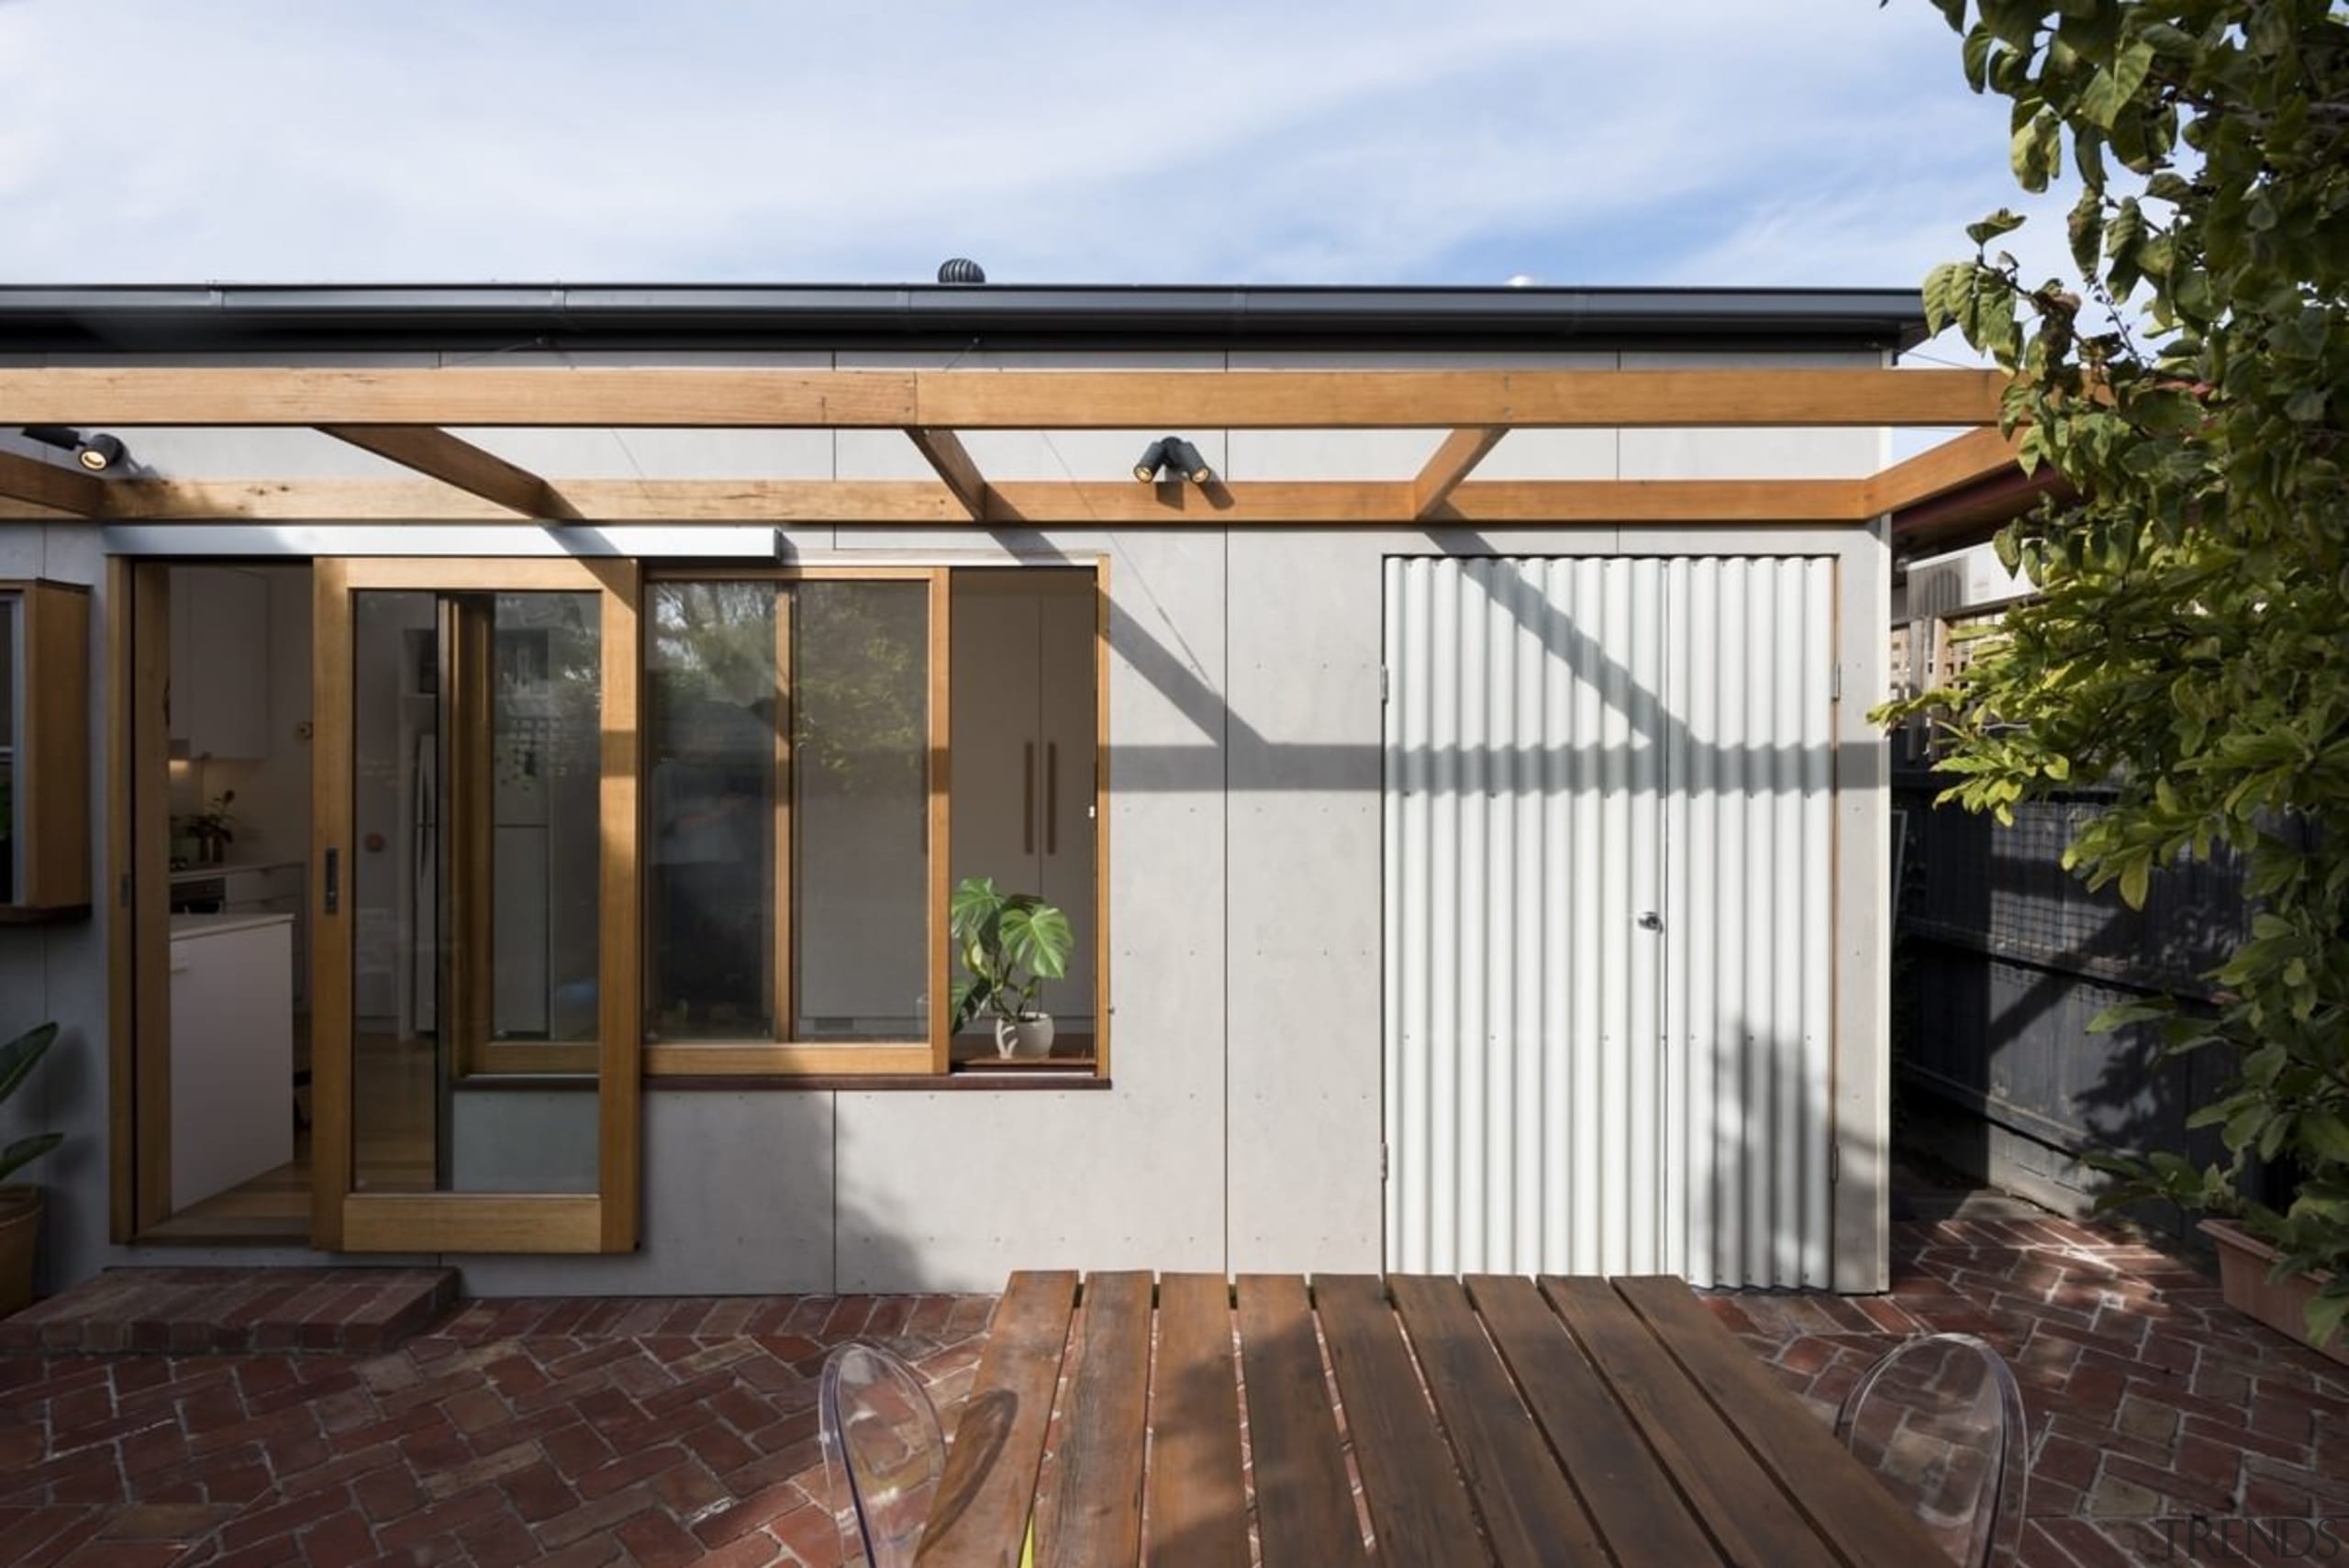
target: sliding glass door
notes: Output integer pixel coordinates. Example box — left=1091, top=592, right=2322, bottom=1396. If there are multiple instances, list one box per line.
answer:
left=310, top=559, right=639, bottom=1252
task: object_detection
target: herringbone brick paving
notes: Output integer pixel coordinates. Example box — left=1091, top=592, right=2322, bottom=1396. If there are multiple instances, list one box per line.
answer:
left=1708, top=1218, right=2349, bottom=1568
left=4, top=1217, right=2343, bottom=1565
left=0, top=1292, right=994, bottom=1567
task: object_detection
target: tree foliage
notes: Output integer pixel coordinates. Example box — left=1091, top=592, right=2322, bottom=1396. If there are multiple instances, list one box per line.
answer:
left=1883, top=0, right=2349, bottom=1345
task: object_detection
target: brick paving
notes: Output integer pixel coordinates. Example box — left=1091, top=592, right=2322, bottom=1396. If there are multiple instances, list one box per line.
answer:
left=0, top=1292, right=994, bottom=1567
left=1709, top=1218, right=2349, bottom=1568
left=2, top=1218, right=2343, bottom=1566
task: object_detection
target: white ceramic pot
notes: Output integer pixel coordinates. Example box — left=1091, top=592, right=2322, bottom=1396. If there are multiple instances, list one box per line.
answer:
left=995, top=1014, right=1055, bottom=1060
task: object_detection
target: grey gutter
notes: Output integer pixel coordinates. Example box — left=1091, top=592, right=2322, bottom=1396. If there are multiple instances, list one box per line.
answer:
left=0, top=283, right=1931, bottom=353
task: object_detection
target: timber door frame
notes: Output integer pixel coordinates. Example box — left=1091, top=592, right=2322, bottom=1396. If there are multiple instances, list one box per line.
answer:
left=310, top=557, right=641, bottom=1253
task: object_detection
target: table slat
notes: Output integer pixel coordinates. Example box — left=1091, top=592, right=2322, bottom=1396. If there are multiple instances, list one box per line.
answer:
left=1542, top=1276, right=1842, bottom=1568
left=1145, top=1274, right=1249, bottom=1568
left=1314, top=1274, right=1489, bottom=1566
left=1235, top=1275, right=1368, bottom=1568
left=1389, top=1276, right=1608, bottom=1568
left=1613, top=1275, right=1957, bottom=1568
left=1465, top=1276, right=1727, bottom=1568
left=1036, top=1272, right=1152, bottom=1568
left=916, top=1270, right=1079, bottom=1568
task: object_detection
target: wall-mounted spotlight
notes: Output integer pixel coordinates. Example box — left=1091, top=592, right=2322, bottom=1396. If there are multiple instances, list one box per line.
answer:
left=1132, top=438, right=1169, bottom=484
left=75, top=434, right=128, bottom=472
left=1132, top=434, right=1213, bottom=486
left=20, top=425, right=129, bottom=473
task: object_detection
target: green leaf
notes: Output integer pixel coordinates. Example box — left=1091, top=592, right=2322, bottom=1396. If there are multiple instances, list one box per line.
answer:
left=997, top=901, right=1074, bottom=984
left=0, top=1021, right=57, bottom=1107
left=2308, top=1292, right=2349, bottom=1354
left=1968, top=208, right=2028, bottom=247
left=0, top=1132, right=61, bottom=1186
left=2303, top=1113, right=2349, bottom=1164
left=2066, top=188, right=2106, bottom=275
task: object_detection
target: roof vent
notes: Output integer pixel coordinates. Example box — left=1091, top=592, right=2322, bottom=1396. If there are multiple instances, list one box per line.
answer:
left=937, top=258, right=987, bottom=285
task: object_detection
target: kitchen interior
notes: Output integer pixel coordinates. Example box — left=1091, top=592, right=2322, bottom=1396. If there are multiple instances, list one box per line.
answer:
left=153, top=564, right=316, bottom=1239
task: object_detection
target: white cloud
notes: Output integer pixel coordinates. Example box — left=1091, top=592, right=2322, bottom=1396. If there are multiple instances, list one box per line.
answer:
left=0, top=1, right=2064, bottom=287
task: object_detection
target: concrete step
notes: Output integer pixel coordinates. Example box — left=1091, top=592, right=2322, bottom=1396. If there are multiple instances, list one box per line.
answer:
left=0, top=1266, right=460, bottom=1355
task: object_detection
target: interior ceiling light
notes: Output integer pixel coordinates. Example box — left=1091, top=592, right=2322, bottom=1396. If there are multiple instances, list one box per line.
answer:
left=1132, top=435, right=1212, bottom=486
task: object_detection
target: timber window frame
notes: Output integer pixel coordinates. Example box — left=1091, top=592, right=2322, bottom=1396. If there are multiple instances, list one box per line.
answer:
left=0, top=578, right=91, bottom=918
left=637, top=561, right=1111, bottom=1084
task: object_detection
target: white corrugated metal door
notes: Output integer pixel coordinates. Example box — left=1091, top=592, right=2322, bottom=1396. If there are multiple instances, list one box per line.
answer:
left=1382, top=556, right=1835, bottom=1287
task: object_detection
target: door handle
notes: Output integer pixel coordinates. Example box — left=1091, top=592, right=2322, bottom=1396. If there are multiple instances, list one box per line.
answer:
left=323, top=847, right=340, bottom=915
left=1023, top=742, right=1036, bottom=855
left=1637, top=910, right=1662, bottom=932
left=1045, top=741, right=1058, bottom=855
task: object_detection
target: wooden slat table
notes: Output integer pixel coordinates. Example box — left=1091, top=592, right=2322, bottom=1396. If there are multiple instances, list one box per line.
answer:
left=913, top=1272, right=1954, bottom=1568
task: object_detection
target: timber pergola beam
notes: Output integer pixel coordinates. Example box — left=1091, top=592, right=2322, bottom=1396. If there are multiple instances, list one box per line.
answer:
left=0, top=448, right=109, bottom=517
left=0, top=366, right=2006, bottom=428
left=1414, top=427, right=1508, bottom=519
left=1865, top=425, right=2026, bottom=515
left=317, top=425, right=578, bottom=520
left=18, top=476, right=1884, bottom=526
left=904, top=428, right=993, bottom=520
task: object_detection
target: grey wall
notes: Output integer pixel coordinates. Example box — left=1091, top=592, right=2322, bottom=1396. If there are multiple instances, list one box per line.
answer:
left=0, top=346, right=1892, bottom=1295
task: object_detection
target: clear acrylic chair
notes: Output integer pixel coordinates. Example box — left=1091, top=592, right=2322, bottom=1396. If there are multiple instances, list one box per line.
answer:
left=1835, top=1331, right=2029, bottom=1568
left=819, top=1343, right=946, bottom=1568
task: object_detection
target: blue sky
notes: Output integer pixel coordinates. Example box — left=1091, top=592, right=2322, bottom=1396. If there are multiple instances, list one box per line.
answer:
left=0, top=1, right=2076, bottom=295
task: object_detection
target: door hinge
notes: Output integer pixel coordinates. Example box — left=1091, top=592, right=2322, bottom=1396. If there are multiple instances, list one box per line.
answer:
left=1829, top=1141, right=1841, bottom=1184
left=1830, top=662, right=1843, bottom=702
left=1379, top=665, right=1389, bottom=705
left=117, top=872, right=132, bottom=909
left=1380, top=1143, right=1390, bottom=1183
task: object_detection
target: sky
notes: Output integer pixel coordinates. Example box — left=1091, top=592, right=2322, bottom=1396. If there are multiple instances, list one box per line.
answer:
left=0, top=0, right=2085, bottom=303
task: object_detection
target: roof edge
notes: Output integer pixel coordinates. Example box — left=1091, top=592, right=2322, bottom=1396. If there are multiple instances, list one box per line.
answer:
left=0, top=283, right=1932, bottom=354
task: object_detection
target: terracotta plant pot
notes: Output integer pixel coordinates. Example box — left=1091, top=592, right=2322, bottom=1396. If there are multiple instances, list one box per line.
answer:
left=0, top=1185, right=40, bottom=1318
left=2200, top=1218, right=2346, bottom=1366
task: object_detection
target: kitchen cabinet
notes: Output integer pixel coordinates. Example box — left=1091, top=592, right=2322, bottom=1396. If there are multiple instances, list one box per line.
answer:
left=168, top=911, right=295, bottom=1209
left=168, top=566, right=270, bottom=759
left=951, top=572, right=1097, bottom=1030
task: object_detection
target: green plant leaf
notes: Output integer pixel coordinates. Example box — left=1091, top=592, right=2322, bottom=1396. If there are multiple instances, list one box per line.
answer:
left=0, top=1022, right=57, bottom=1107
left=0, top=1131, right=61, bottom=1186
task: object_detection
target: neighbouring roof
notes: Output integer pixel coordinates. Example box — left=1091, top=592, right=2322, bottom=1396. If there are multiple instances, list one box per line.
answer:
left=0, top=283, right=1932, bottom=356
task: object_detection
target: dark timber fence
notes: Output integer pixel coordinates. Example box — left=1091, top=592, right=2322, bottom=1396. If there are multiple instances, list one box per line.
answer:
left=1892, top=775, right=2308, bottom=1237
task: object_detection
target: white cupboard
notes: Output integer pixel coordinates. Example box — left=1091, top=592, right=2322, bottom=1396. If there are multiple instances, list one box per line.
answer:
left=168, top=566, right=271, bottom=759
left=168, top=912, right=295, bottom=1209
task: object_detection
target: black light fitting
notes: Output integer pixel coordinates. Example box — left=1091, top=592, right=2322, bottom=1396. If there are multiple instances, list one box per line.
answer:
left=1132, top=434, right=1212, bottom=486
left=20, top=424, right=128, bottom=473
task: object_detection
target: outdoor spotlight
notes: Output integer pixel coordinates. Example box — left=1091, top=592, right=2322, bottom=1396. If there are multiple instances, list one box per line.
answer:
left=17, top=425, right=129, bottom=473
left=1163, top=438, right=1213, bottom=486
left=1132, top=438, right=1171, bottom=484
left=75, top=433, right=128, bottom=472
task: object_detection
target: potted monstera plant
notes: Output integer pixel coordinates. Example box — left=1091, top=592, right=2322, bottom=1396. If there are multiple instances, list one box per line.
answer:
left=0, top=1022, right=63, bottom=1317
left=949, top=877, right=1073, bottom=1060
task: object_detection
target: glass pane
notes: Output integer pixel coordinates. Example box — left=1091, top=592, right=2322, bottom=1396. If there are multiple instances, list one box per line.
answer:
left=348, top=588, right=600, bottom=1195
left=794, top=583, right=930, bottom=1040
left=485, top=593, right=603, bottom=1043
left=646, top=582, right=779, bottom=1040
left=0, top=594, right=16, bottom=906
